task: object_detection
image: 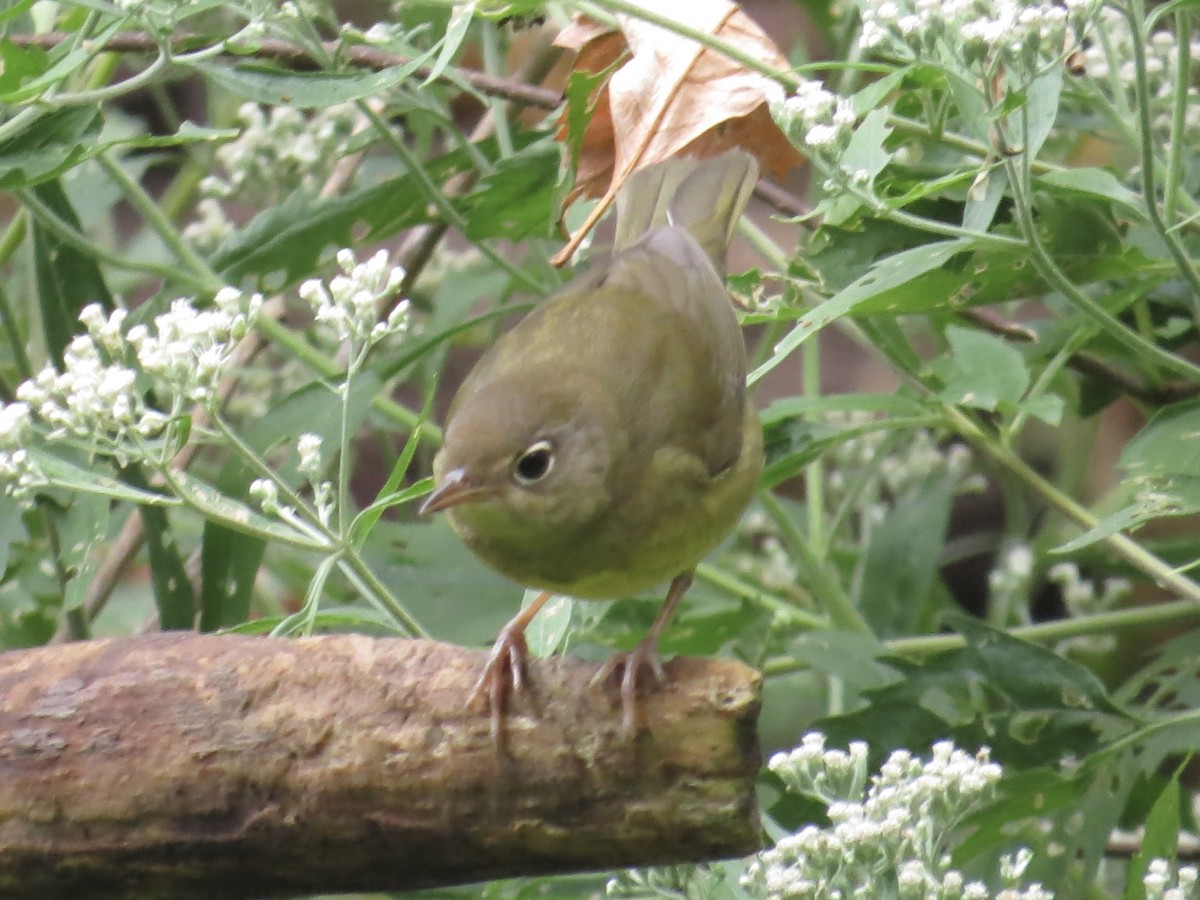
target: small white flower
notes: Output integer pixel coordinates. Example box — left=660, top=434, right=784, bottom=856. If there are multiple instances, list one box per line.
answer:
left=297, top=433, right=323, bottom=477
left=302, top=248, right=410, bottom=347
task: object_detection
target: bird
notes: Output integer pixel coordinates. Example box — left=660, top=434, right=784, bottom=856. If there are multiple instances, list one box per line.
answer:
left=420, top=150, right=763, bottom=740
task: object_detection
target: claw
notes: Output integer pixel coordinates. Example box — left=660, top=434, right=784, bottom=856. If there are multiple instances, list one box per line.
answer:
left=591, top=637, right=667, bottom=735
left=468, top=590, right=555, bottom=749
left=590, top=571, right=695, bottom=736
left=468, top=624, right=530, bottom=748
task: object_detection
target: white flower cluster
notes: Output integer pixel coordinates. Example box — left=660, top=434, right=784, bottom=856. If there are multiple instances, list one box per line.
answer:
left=772, top=79, right=857, bottom=151
left=249, top=433, right=333, bottom=526
left=1045, top=561, right=1130, bottom=615
left=744, top=734, right=1045, bottom=899
left=0, top=401, right=43, bottom=504
left=606, top=864, right=727, bottom=897
left=181, top=198, right=236, bottom=256
left=196, top=102, right=364, bottom=209
left=299, top=248, right=411, bottom=348
left=1083, top=9, right=1200, bottom=143
left=2, top=289, right=260, bottom=476
left=124, top=288, right=261, bottom=403
left=825, top=413, right=983, bottom=520
left=987, top=543, right=1035, bottom=619
left=857, top=0, right=1098, bottom=75
left=1143, top=858, right=1199, bottom=900
left=736, top=512, right=801, bottom=592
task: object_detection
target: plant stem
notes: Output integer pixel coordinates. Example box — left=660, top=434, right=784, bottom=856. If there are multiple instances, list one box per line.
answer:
left=694, top=562, right=828, bottom=629
left=1124, top=0, right=1200, bottom=322
left=762, top=596, right=1200, bottom=673
left=759, top=490, right=874, bottom=635
left=1003, top=154, right=1200, bottom=383
left=947, top=405, right=1200, bottom=607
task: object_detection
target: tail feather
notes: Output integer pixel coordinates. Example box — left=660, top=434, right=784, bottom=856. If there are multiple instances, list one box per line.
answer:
left=612, top=152, right=759, bottom=273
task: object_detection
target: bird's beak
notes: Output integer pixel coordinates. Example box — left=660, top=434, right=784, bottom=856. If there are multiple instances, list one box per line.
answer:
left=419, top=468, right=494, bottom=515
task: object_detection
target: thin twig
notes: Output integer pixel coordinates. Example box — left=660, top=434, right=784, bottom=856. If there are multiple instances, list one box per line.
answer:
left=7, top=32, right=563, bottom=110
left=958, top=307, right=1200, bottom=404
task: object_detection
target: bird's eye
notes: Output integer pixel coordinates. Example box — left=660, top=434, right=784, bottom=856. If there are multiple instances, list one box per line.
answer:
left=513, top=440, right=554, bottom=485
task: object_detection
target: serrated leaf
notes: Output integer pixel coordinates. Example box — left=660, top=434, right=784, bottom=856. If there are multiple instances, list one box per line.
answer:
left=212, top=177, right=432, bottom=289
left=0, top=35, right=47, bottom=96
left=458, top=143, right=560, bottom=241
left=816, top=617, right=1135, bottom=769
left=935, top=325, right=1030, bottom=411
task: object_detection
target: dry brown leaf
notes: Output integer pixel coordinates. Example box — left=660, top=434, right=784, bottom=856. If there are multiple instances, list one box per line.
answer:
left=550, top=0, right=803, bottom=264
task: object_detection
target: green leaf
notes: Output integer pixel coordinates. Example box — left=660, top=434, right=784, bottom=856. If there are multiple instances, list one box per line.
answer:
left=563, top=66, right=608, bottom=169
left=212, top=135, right=546, bottom=289
left=170, top=471, right=331, bottom=551
left=788, top=630, right=896, bottom=701
left=751, top=238, right=975, bottom=385
left=1038, top=168, right=1147, bottom=220
left=0, top=36, right=47, bottom=96
left=1121, top=400, right=1200, bottom=478
left=1052, top=505, right=1146, bottom=555
left=1020, top=66, right=1062, bottom=160
left=122, top=464, right=196, bottom=630
left=816, top=617, right=1135, bottom=769
left=962, top=166, right=1007, bottom=233
left=423, top=1, right=474, bottom=86
left=1124, top=771, right=1183, bottom=900
left=199, top=521, right=265, bottom=632
left=934, top=325, right=1030, bottom=411
left=525, top=591, right=572, bottom=657
left=28, top=450, right=178, bottom=506
left=858, top=467, right=959, bottom=637
left=458, top=142, right=560, bottom=241
left=841, top=107, right=893, bottom=186
left=0, top=19, right=124, bottom=103
left=366, top=519, right=519, bottom=646
left=760, top=392, right=927, bottom=425
left=212, top=177, right=432, bottom=289
left=0, top=105, right=102, bottom=189
left=28, top=178, right=113, bottom=364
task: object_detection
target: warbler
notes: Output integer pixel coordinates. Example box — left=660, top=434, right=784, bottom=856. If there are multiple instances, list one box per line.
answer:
left=421, top=151, right=762, bottom=738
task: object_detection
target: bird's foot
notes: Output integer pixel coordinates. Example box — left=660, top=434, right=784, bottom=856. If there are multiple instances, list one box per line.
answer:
left=468, top=623, right=531, bottom=748
left=591, top=637, right=667, bottom=736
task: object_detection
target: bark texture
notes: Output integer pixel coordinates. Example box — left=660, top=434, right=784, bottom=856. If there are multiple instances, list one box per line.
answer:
left=0, top=633, right=762, bottom=899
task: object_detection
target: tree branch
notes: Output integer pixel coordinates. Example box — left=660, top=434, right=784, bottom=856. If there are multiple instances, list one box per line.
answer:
left=0, top=634, right=762, bottom=899
left=8, top=32, right=564, bottom=110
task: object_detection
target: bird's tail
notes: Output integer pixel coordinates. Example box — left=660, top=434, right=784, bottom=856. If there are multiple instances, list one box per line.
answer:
left=613, top=151, right=758, bottom=274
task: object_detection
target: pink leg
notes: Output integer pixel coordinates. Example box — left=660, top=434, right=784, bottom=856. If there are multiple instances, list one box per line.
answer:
left=591, top=571, right=693, bottom=735
left=468, top=590, right=554, bottom=746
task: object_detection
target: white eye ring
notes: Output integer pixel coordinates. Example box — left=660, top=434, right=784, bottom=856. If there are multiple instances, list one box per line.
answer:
left=513, top=440, right=555, bottom=485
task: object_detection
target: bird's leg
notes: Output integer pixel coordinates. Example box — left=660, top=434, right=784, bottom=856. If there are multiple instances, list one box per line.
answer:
left=591, top=571, right=693, bottom=735
left=468, top=589, right=554, bottom=746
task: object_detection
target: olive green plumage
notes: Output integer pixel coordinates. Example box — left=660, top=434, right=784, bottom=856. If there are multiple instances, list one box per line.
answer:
left=426, top=151, right=762, bottom=600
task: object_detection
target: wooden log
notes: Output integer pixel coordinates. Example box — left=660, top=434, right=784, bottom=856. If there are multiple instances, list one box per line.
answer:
left=0, top=634, right=762, bottom=899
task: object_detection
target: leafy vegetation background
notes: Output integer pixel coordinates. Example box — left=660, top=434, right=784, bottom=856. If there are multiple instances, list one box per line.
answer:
left=1, top=0, right=1200, bottom=897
